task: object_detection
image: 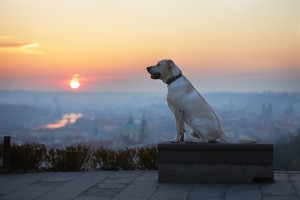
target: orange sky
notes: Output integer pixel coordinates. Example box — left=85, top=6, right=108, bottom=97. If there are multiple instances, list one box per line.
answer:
left=0, top=0, right=299, bottom=92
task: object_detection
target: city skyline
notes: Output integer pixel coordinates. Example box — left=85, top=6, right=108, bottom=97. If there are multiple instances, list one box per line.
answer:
left=1, top=90, right=299, bottom=148
left=0, top=0, right=300, bottom=92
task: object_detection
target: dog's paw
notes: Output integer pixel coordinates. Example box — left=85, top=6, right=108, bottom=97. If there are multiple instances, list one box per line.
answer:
left=169, top=138, right=179, bottom=143
left=184, top=139, right=195, bottom=143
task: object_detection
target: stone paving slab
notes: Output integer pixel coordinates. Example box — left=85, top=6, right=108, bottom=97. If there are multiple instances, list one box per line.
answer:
left=0, top=171, right=299, bottom=200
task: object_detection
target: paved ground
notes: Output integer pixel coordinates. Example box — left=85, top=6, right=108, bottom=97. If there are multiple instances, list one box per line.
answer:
left=0, top=171, right=299, bottom=200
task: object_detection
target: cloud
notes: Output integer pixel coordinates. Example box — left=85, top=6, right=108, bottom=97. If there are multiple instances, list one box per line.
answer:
left=69, top=74, right=96, bottom=83
left=77, top=74, right=122, bottom=83
left=0, top=36, right=43, bottom=55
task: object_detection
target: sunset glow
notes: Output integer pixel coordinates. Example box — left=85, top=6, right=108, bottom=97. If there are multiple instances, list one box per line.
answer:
left=0, top=0, right=299, bottom=92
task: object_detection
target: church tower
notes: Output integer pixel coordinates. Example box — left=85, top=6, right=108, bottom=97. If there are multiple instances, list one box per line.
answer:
left=139, top=112, right=148, bottom=143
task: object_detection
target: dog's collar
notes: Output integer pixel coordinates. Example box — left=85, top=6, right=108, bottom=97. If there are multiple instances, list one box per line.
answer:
left=166, top=73, right=183, bottom=85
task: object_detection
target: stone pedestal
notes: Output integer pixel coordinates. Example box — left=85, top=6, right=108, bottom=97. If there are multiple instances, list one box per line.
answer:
left=158, top=142, right=274, bottom=183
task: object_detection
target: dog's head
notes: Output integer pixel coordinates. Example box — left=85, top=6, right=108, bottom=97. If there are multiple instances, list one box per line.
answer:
left=146, top=59, right=182, bottom=84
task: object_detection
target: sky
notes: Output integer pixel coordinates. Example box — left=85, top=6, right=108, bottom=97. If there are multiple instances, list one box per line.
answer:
left=0, top=0, right=300, bottom=93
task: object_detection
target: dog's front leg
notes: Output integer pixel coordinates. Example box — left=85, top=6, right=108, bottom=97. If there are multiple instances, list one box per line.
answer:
left=170, top=110, right=185, bottom=143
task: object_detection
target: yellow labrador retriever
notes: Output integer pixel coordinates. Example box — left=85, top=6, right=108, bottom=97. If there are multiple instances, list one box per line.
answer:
left=147, top=59, right=256, bottom=143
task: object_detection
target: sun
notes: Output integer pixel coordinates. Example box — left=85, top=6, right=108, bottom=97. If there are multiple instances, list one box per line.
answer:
left=69, top=74, right=81, bottom=89
left=70, top=79, right=80, bottom=89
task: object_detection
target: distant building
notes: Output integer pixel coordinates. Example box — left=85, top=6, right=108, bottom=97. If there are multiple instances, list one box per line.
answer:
left=120, top=113, right=148, bottom=147
left=261, top=101, right=273, bottom=116
left=139, top=112, right=148, bottom=143
left=122, top=114, right=139, bottom=143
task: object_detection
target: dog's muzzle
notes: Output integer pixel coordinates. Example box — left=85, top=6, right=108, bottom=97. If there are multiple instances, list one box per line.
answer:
left=147, top=67, right=161, bottom=79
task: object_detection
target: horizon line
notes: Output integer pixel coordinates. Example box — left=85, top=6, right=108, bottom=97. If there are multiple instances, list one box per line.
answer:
left=0, top=89, right=299, bottom=95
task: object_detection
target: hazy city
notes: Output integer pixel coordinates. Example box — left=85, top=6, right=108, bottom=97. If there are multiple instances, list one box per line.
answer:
left=1, top=1, right=300, bottom=199
left=0, top=90, right=299, bottom=149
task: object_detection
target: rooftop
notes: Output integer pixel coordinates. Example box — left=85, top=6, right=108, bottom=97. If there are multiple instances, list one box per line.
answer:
left=0, top=171, right=299, bottom=200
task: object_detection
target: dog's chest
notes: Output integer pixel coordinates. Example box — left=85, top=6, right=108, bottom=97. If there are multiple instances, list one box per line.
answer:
left=166, top=88, right=185, bottom=110
left=166, top=77, right=191, bottom=110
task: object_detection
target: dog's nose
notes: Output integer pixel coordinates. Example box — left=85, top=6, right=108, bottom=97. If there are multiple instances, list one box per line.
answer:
left=147, top=67, right=151, bottom=72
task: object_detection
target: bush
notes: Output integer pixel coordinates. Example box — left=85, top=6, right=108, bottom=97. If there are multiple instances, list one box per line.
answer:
left=274, top=130, right=300, bottom=170
left=116, top=148, right=136, bottom=170
left=136, top=145, right=158, bottom=170
left=1, top=140, right=158, bottom=172
left=92, top=147, right=118, bottom=170
left=9, top=143, right=46, bottom=171
left=91, top=146, right=158, bottom=171
left=45, top=145, right=90, bottom=171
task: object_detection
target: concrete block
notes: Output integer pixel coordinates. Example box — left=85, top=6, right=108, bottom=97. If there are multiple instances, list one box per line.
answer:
left=158, top=142, right=274, bottom=183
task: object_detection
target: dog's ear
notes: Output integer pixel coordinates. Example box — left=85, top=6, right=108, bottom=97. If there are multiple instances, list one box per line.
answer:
left=166, top=59, right=174, bottom=69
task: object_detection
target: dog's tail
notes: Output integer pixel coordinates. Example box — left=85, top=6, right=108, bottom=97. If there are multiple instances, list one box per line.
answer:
left=218, top=130, right=257, bottom=144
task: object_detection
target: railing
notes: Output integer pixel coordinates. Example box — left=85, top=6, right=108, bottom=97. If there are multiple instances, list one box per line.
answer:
left=2, top=136, right=10, bottom=168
